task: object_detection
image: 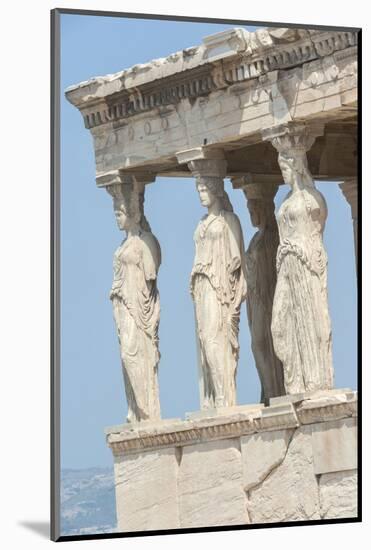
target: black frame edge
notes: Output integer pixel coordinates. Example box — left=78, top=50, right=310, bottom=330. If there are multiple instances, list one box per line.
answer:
left=57, top=516, right=361, bottom=543
left=51, top=7, right=61, bottom=543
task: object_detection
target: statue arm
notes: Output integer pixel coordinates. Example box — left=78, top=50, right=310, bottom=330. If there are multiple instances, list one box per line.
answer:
left=225, top=213, right=248, bottom=304
left=226, top=213, right=245, bottom=272
left=141, top=233, right=161, bottom=281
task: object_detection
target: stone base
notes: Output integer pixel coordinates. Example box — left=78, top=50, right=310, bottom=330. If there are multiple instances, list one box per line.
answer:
left=185, top=403, right=264, bottom=420
left=269, top=387, right=354, bottom=406
left=105, top=389, right=358, bottom=532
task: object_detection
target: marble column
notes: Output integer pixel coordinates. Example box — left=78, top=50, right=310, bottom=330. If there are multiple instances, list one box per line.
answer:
left=97, top=170, right=162, bottom=423
left=176, top=148, right=247, bottom=409
left=262, top=123, right=334, bottom=395
left=339, top=178, right=358, bottom=273
left=232, top=177, right=285, bottom=403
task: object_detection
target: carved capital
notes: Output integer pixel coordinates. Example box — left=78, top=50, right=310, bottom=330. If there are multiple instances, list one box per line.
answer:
left=232, top=176, right=278, bottom=201
left=130, top=172, right=156, bottom=186
left=96, top=170, right=131, bottom=189
left=96, top=170, right=155, bottom=199
left=176, top=147, right=227, bottom=179
left=175, top=146, right=225, bottom=164
left=262, top=122, right=324, bottom=154
left=188, top=158, right=227, bottom=179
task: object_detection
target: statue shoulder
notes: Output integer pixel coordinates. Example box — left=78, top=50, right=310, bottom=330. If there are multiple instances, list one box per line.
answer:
left=140, top=230, right=161, bottom=269
left=222, top=210, right=243, bottom=235
left=223, top=209, right=240, bottom=222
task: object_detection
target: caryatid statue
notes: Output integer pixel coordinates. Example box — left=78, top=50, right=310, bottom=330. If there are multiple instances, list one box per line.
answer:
left=188, top=157, right=248, bottom=409
left=242, top=182, right=285, bottom=403
left=105, top=172, right=162, bottom=423
left=263, top=124, right=334, bottom=394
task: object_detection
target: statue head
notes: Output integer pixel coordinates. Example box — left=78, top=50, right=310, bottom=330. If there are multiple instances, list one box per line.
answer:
left=196, top=177, right=233, bottom=212
left=108, top=181, right=151, bottom=233
left=245, top=197, right=276, bottom=230
left=243, top=183, right=277, bottom=230
left=246, top=199, right=264, bottom=228
left=113, top=195, right=133, bottom=231
left=278, top=150, right=314, bottom=190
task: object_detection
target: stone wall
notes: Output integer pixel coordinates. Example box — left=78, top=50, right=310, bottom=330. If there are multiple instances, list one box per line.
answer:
left=106, top=389, right=357, bottom=532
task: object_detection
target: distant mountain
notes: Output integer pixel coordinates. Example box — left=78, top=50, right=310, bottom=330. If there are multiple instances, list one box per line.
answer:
left=61, top=467, right=117, bottom=536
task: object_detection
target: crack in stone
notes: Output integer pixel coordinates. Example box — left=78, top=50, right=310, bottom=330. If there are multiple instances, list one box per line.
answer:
left=247, top=428, right=296, bottom=494
left=316, top=473, right=325, bottom=519
left=175, top=446, right=183, bottom=466
left=245, top=499, right=252, bottom=524
left=244, top=428, right=296, bottom=522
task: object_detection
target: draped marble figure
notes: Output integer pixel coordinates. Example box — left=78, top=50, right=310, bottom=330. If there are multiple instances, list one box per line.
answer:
left=272, top=147, right=334, bottom=394
left=191, top=177, right=247, bottom=409
left=244, top=184, right=285, bottom=403
left=108, top=180, right=161, bottom=423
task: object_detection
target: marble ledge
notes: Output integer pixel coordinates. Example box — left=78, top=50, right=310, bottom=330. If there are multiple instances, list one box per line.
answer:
left=105, top=389, right=357, bottom=456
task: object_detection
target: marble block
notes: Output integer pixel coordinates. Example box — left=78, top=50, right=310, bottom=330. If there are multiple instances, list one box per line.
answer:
left=319, top=470, right=358, bottom=519
left=114, top=447, right=180, bottom=531
left=178, top=439, right=247, bottom=527
left=246, top=425, right=321, bottom=523
left=106, top=390, right=358, bottom=531
left=312, top=417, right=357, bottom=474
left=241, top=428, right=293, bottom=491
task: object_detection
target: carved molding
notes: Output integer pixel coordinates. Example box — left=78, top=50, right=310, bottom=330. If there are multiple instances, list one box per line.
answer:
left=106, top=391, right=357, bottom=455
left=65, top=29, right=358, bottom=130
left=296, top=392, right=357, bottom=425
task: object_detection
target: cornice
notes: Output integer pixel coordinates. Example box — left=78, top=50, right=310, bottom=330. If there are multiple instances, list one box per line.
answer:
left=65, top=28, right=358, bottom=131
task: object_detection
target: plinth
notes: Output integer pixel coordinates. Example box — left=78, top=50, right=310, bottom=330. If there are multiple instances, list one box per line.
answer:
left=105, top=389, right=357, bottom=532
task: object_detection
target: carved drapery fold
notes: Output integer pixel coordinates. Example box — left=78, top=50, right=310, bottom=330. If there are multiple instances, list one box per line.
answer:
left=102, top=171, right=162, bottom=423
left=177, top=148, right=247, bottom=409
left=232, top=177, right=285, bottom=403
left=262, top=123, right=334, bottom=395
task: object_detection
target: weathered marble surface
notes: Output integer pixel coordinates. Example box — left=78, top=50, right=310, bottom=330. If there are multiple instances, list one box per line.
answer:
left=178, top=439, right=247, bottom=527
left=113, top=447, right=179, bottom=531
left=240, top=181, right=285, bottom=403
left=319, top=470, right=357, bottom=519
left=183, top=150, right=247, bottom=409
left=247, top=425, right=321, bottom=523
left=106, top=390, right=357, bottom=531
left=107, top=174, right=162, bottom=423
left=241, top=428, right=293, bottom=491
left=65, top=28, right=357, bottom=180
left=312, top=417, right=357, bottom=474
left=264, top=123, right=334, bottom=395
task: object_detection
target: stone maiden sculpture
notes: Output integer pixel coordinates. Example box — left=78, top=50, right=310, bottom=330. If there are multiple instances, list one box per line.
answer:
left=107, top=179, right=161, bottom=422
left=243, top=183, right=285, bottom=403
left=271, top=134, right=334, bottom=394
left=191, top=176, right=247, bottom=409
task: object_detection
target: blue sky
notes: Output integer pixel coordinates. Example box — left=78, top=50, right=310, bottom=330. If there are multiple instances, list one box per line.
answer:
left=60, top=13, right=357, bottom=470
